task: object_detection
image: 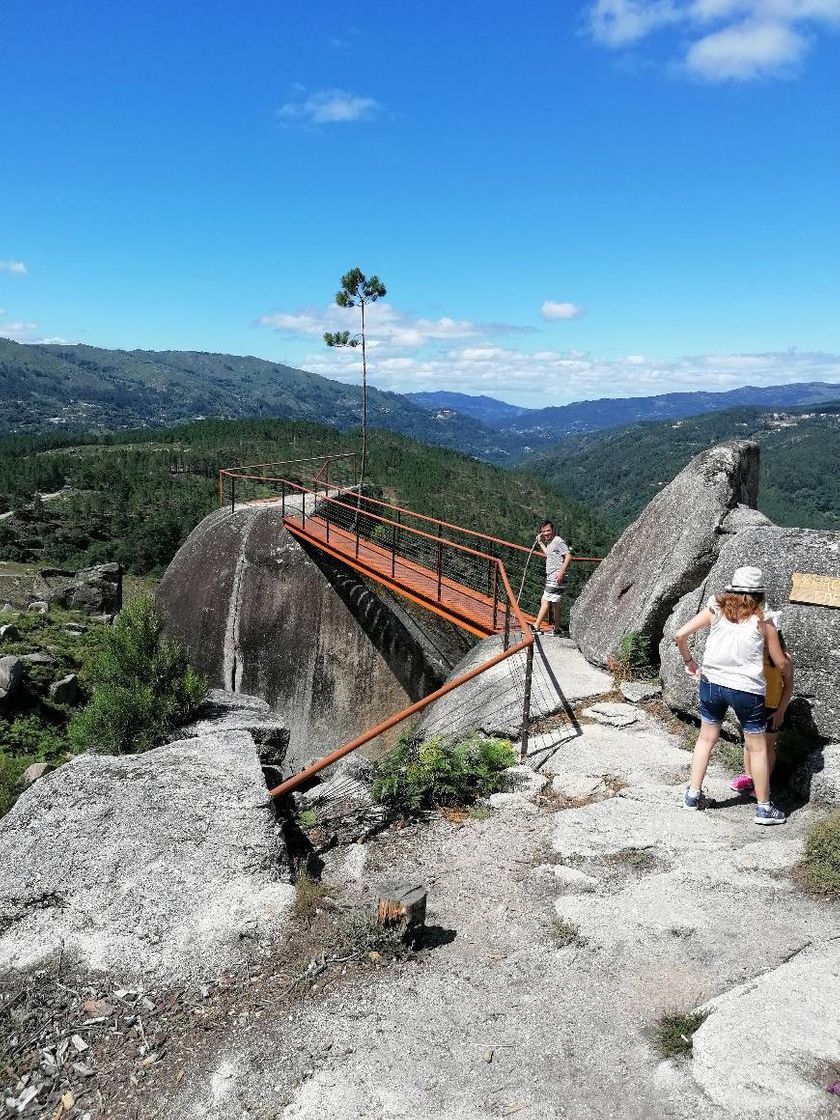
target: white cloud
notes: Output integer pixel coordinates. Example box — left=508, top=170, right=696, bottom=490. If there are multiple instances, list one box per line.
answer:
left=588, top=0, right=840, bottom=80
left=256, top=297, right=840, bottom=405
left=278, top=88, right=381, bottom=127
left=686, top=19, right=805, bottom=78
left=301, top=342, right=840, bottom=405
left=257, top=302, right=513, bottom=349
left=0, top=260, right=28, bottom=276
left=541, top=300, right=585, bottom=321
left=0, top=319, right=39, bottom=341
left=590, top=0, right=682, bottom=46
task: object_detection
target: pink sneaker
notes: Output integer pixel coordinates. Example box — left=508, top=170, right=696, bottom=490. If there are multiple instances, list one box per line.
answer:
left=730, top=773, right=754, bottom=795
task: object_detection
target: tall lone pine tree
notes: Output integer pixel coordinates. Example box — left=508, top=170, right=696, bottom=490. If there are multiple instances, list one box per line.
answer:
left=324, top=267, right=386, bottom=489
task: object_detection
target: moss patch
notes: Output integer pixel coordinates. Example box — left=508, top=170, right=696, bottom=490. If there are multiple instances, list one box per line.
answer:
left=654, top=1010, right=707, bottom=1059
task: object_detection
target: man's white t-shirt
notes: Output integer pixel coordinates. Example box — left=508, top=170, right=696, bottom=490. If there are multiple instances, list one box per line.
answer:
left=544, top=535, right=569, bottom=595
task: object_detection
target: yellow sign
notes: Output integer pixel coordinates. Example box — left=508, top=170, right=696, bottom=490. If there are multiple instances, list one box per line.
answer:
left=789, top=572, right=840, bottom=608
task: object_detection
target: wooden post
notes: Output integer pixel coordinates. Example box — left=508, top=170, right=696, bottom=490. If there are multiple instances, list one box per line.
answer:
left=375, top=881, right=427, bottom=945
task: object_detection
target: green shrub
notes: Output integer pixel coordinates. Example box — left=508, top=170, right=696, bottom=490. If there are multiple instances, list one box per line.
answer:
left=801, top=813, right=840, bottom=897
left=68, top=596, right=207, bottom=755
left=610, top=631, right=656, bottom=680
left=0, top=715, right=68, bottom=763
left=654, top=1010, right=707, bottom=1059
left=0, top=752, right=36, bottom=818
left=371, top=732, right=516, bottom=815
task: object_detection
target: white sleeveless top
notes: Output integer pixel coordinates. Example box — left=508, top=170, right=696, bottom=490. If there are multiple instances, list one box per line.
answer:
left=701, top=596, right=766, bottom=696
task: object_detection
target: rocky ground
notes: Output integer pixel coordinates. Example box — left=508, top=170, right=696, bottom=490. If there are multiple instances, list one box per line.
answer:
left=3, top=642, right=839, bottom=1120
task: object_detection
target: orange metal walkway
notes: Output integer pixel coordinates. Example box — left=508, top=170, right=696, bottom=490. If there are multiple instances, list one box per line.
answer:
left=283, top=511, right=508, bottom=638
left=217, top=456, right=601, bottom=796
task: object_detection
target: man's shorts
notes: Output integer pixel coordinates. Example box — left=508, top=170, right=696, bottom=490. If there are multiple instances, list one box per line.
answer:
left=698, top=677, right=767, bottom=734
left=542, top=582, right=566, bottom=604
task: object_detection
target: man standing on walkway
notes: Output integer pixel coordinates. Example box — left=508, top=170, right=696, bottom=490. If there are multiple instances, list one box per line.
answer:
left=532, top=519, right=572, bottom=635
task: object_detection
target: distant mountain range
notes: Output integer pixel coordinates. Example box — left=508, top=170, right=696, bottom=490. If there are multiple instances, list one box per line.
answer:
left=404, top=391, right=532, bottom=426
left=522, top=402, right=840, bottom=532
left=2, top=339, right=839, bottom=468
left=407, top=383, right=840, bottom=450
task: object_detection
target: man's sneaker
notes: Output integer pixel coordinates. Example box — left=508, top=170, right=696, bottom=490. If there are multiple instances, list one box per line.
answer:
left=683, top=788, right=707, bottom=810
left=730, top=773, right=755, bottom=795
left=754, top=803, right=786, bottom=826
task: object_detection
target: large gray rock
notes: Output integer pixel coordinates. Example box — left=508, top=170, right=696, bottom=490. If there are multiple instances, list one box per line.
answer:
left=0, top=654, right=23, bottom=700
left=794, top=742, right=840, bottom=806
left=48, top=673, right=79, bottom=705
left=570, top=441, right=759, bottom=667
left=0, top=730, right=294, bottom=980
left=176, top=688, right=290, bottom=769
left=32, top=563, right=122, bottom=615
left=661, top=524, right=840, bottom=740
left=157, top=501, right=470, bottom=774
left=693, top=939, right=840, bottom=1113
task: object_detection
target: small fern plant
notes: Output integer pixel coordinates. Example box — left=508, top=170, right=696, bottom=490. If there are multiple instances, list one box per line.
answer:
left=371, top=732, right=515, bottom=815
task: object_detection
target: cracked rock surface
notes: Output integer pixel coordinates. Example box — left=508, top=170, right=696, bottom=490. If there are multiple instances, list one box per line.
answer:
left=0, top=725, right=294, bottom=981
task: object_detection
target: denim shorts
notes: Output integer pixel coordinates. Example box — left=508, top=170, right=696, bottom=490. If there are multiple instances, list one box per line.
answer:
left=698, top=676, right=767, bottom=734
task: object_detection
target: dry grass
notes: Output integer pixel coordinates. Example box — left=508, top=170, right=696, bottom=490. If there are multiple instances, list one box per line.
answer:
left=292, top=869, right=336, bottom=923
left=552, top=917, right=585, bottom=947
left=603, top=846, right=659, bottom=873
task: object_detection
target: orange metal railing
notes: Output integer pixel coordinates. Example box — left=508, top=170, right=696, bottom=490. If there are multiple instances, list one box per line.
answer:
left=217, top=454, right=600, bottom=796
left=218, top=452, right=358, bottom=510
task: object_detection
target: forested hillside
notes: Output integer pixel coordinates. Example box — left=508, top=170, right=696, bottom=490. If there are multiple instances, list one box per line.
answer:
left=4, top=339, right=838, bottom=468
left=523, top=404, right=840, bottom=531
left=0, top=419, right=613, bottom=585
left=0, top=339, right=506, bottom=459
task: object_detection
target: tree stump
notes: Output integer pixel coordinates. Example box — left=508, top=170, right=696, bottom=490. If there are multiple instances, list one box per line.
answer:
left=375, top=881, right=427, bottom=945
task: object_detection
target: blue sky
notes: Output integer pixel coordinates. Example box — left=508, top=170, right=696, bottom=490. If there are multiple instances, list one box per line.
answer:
left=2, top=0, right=839, bottom=406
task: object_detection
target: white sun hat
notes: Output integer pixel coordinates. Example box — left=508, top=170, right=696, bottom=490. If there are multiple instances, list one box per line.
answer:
left=725, top=566, right=765, bottom=594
